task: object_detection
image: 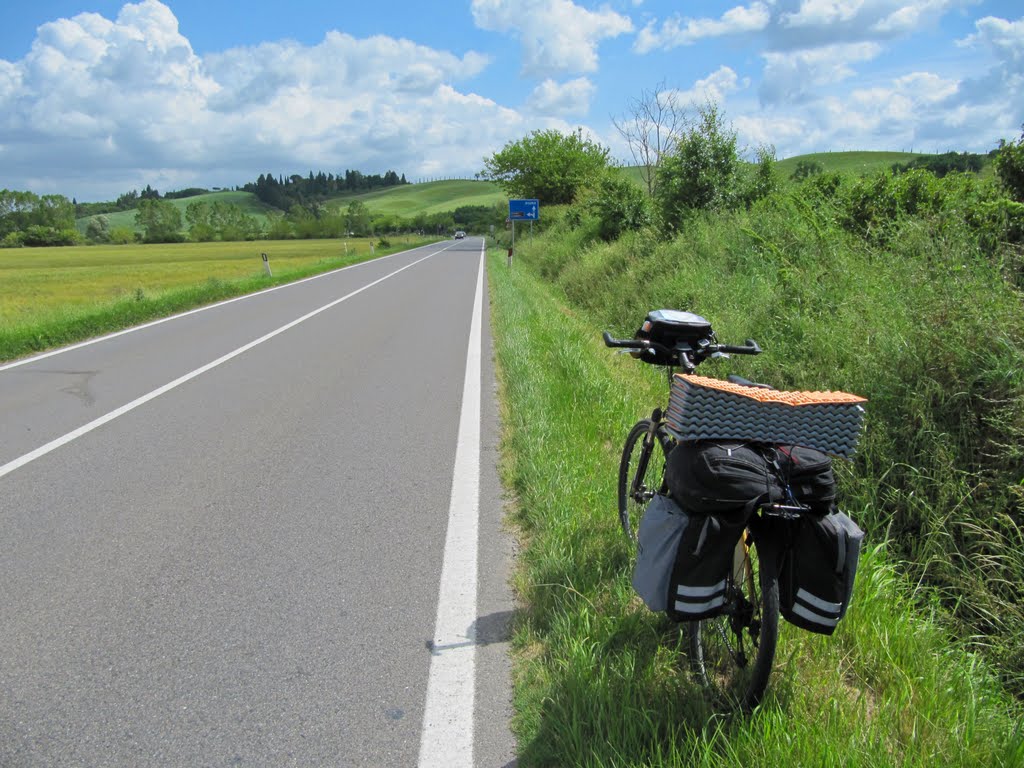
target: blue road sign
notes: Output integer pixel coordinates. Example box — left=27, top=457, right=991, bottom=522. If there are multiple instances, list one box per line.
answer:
left=509, top=199, right=539, bottom=221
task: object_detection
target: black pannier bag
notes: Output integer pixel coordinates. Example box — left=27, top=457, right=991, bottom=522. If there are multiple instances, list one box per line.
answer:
left=665, top=440, right=785, bottom=525
left=667, top=513, right=747, bottom=622
left=631, top=494, right=745, bottom=621
left=632, top=494, right=691, bottom=612
left=774, top=445, right=838, bottom=515
left=779, top=510, right=865, bottom=635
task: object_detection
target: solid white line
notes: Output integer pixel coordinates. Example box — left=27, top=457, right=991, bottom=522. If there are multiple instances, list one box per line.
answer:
left=0, top=241, right=452, bottom=373
left=0, top=251, right=439, bottom=481
left=418, top=243, right=484, bottom=768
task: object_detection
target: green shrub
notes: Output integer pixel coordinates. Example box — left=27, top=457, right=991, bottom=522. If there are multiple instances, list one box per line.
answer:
left=790, top=158, right=825, bottom=180
left=995, top=126, right=1024, bottom=202
left=654, top=102, right=740, bottom=232
left=585, top=171, right=652, bottom=241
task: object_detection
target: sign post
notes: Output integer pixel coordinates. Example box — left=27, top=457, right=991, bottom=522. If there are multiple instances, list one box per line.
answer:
left=507, top=199, right=539, bottom=267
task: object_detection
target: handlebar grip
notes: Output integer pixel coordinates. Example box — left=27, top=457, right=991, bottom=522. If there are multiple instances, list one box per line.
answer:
left=603, top=331, right=646, bottom=349
left=718, top=339, right=762, bottom=355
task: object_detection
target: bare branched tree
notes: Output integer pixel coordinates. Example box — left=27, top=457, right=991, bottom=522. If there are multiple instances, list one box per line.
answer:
left=612, top=82, right=689, bottom=197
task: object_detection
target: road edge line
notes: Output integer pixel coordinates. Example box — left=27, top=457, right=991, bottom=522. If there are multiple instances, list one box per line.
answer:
left=418, top=243, right=484, bottom=767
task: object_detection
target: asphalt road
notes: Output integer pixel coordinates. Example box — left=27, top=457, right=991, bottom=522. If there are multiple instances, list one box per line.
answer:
left=0, top=238, right=515, bottom=767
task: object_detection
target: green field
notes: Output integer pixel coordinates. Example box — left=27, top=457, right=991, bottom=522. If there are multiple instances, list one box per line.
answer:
left=0, top=236, right=432, bottom=361
left=76, top=190, right=280, bottom=234
left=0, top=238, right=397, bottom=324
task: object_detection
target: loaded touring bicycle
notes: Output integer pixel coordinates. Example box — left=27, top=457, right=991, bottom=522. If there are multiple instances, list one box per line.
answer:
left=605, top=309, right=867, bottom=711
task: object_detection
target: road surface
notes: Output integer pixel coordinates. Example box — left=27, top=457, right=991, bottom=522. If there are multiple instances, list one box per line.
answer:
left=0, top=238, right=515, bottom=767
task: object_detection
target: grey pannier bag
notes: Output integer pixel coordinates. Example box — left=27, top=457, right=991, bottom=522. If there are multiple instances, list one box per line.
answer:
left=632, top=494, right=692, bottom=612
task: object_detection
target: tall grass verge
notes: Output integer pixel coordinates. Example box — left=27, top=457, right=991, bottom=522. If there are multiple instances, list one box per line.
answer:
left=502, top=190, right=1024, bottom=695
left=488, top=247, right=1023, bottom=766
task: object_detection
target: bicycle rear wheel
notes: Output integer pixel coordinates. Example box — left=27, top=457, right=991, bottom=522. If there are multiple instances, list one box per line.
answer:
left=617, top=420, right=672, bottom=544
left=687, top=528, right=779, bottom=712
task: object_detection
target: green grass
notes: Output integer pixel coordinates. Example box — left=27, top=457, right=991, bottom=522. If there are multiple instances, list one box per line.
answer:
left=0, top=236, right=432, bottom=362
left=487, top=244, right=1024, bottom=767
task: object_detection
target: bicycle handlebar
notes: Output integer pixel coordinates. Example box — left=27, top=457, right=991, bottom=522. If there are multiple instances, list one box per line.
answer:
left=602, top=331, right=761, bottom=360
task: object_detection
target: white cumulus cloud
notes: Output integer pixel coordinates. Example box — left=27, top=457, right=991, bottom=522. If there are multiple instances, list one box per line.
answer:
left=526, top=77, right=596, bottom=116
left=760, top=42, right=881, bottom=104
left=634, top=3, right=771, bottom=53
left=673, top=66, right=749, bottom=106
left=471, top=0, right=633, bottom=76
left=0, top=1, right=528, bottom=199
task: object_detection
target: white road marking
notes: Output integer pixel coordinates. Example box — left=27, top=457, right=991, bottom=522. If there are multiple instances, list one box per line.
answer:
left=0, top=241, right=453, bottom=373
left=418, top=243, right=484, bottom=768
left=0, top=250, right=440, bottom=481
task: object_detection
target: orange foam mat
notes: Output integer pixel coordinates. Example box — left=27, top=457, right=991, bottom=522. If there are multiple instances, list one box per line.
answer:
left=677, top=375, right=868, bottom=406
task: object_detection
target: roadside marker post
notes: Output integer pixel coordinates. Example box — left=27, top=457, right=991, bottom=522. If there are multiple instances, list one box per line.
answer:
left=261, top=252, right=272, bottom=277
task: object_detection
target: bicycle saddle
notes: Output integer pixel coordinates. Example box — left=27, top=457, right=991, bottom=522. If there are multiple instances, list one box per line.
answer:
left=727, top=374, right=773, bottom=390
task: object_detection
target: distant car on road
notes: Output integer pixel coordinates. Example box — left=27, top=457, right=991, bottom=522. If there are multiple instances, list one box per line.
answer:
left=454, top=231, right=466, bottom=239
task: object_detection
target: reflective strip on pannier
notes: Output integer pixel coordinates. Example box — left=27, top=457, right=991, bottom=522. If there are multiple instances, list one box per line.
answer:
left=674, top=579, right=727, bottom=616
left=667, top=514, right=747, bottom=622
left=791, top=588, right=843, bottom=630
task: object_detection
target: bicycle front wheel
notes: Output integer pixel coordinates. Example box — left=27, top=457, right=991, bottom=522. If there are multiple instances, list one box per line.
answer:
left=687, top=528, right=779, bottom=712
left=617, top=420, right=672, bottom=545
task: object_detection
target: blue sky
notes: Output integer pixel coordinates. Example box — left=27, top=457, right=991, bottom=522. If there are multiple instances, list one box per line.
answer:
left=1, top=0, right=1021, bottom=201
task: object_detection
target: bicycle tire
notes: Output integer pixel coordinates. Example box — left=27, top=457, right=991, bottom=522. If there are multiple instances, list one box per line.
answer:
left=617, top=420, right=673, bottom=545
left=687, top=529, right=779, bottom=712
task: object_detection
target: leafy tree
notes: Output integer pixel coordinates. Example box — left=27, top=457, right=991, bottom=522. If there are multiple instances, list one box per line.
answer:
left=654, top=102, right=740, bottom=232
left=892, top=152, right=984, bottom=177
left=345, top=201, right=372, bottom=236
left=135, top=198, right=184, bottom=243
left=85, top=215, right=111, bottom=244
left=0, top=190, right=77, bottom=245
left=185, top=201, right=217, bottom=241
left=995, top=126, right=1024, bottom=203
left=264, top=211, right=294, bottom=240
left=22, top=225, right=79, bottom=246
left=480, top=128, right=611, bottom=204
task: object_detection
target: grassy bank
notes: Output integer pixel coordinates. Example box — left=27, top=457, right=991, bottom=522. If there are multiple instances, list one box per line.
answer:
left=487, top=246, right=1024, bottom=766
left=0, top=237, right=432, bottom=362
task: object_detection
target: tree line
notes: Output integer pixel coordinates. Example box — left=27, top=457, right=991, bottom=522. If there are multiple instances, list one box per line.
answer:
left=242, top=169, right=407, bottom=211
left=0, top=166, right=418, bottom=247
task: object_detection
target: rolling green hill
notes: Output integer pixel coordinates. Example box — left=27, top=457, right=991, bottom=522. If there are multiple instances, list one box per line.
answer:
left=75, top=181, right=505, bottom=234
left=76, top=190, right=280, bottom=234
left=775, top=150, right=927, bottom=175
left=326, top=179, right=504, bottom=216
